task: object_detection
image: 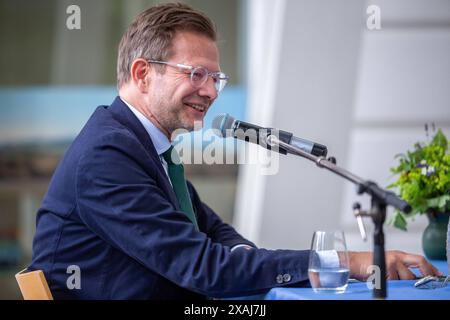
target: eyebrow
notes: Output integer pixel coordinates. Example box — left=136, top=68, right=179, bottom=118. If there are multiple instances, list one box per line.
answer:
left=180, top=61, right=221, bottom=73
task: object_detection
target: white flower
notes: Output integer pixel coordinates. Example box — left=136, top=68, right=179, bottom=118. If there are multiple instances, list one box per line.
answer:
left=421, top=167, right=428, bottom=175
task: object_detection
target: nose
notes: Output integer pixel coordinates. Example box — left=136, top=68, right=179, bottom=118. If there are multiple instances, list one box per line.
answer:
left=197, top=76, right=218, bottom=101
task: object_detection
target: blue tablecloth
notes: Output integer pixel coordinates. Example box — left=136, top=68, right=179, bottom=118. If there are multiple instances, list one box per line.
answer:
left=264, top=260, right=450, bottom=300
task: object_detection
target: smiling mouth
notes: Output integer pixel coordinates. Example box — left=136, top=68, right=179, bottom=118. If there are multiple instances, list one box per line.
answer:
left=185, top=103, right=207, bottom=113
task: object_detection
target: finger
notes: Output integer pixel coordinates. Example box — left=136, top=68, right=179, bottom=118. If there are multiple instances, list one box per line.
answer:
left=425, top=261, right=443, bottom=276
left=386, top=261, right=399, bottom=280
left=395, top=261, right=417, bottom=280
left=401, top=254, right=442, bottom=276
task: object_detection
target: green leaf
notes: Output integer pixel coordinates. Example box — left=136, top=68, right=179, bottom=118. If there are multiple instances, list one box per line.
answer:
left=394, top=153, right=407, bottom=160
left=389, top=211, right=408, bottom=231
left=388, top=127, right=450, bottom=217
left=386, top=180, right=399, bottom=189
left=427, top=194, right=450, bottom=211
left=432, top=129, right=448, bottom=149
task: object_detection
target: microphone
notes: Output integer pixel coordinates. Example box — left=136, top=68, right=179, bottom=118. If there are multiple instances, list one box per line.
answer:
left=212, top=113, right=328, bottom=157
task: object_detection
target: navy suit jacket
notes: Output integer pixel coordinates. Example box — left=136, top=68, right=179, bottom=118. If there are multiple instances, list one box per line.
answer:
left=30, top=97, right=310, bottom=299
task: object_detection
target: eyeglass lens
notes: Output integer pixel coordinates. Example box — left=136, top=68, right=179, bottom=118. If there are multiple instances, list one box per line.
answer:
left=190, top=67, right=226, bottom=93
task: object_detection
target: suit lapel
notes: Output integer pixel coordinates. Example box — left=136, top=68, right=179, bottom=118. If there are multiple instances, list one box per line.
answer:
left=107, top=96, right=181, bottom=210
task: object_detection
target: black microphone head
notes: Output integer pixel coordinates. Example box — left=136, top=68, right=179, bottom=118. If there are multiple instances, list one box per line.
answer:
left=312, top=143, right=328, bottom=158
left=212, top=113, right=235, bottom=137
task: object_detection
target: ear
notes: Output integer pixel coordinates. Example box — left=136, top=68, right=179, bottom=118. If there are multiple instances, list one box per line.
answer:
left=130, top=58, right=151, bottom=93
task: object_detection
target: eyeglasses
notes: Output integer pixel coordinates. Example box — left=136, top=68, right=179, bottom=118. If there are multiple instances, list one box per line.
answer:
left=148, top=60, right=229, bottom=93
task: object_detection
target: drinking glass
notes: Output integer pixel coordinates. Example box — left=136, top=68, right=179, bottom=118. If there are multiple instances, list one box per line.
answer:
left=308, top=231, right=350, bottom=293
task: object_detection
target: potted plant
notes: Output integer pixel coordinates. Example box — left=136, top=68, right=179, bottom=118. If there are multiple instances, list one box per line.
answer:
left=388, top=126, right=450, bottom=260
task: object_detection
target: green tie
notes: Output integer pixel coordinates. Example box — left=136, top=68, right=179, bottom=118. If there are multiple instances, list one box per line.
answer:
left=163, top=146, right=199, bottom=231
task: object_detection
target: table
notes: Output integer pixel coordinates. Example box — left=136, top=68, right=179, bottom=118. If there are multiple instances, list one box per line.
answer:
left=264, top=260, right=449, bottom=300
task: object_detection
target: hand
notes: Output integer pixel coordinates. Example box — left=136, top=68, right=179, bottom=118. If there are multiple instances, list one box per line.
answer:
left=346, top=250, right=443, bottom=281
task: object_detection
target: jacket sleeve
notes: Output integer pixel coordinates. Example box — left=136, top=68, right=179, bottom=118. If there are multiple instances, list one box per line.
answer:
left=76, top=131, right=310, bottom=298
left=186, top=181, right=257, bottom=249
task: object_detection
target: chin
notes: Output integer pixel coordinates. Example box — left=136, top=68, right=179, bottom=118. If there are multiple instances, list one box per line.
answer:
left=184, top=114, right=205, bottom=131
left=171, top=119, right=203, bottom=135
left=194, top=118, right=205, bottom=129
left=183, top=121, right=203, bottom=133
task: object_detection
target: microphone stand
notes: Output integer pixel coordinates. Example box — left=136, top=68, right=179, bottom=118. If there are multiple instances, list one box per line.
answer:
left=266, top=135, right=411, bottom=299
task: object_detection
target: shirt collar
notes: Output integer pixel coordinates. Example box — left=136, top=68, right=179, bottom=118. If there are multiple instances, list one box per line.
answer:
left=120, top=97, right=171, bottom=156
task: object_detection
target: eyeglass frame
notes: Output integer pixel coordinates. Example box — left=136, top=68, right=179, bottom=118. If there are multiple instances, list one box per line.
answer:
left=147, top=60, right=229, bottom=93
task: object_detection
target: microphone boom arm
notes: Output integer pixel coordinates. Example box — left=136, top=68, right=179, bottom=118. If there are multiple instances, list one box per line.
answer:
left=266, top=135, right=410, bottom=212
left=266, top=135, right=411, bottom=300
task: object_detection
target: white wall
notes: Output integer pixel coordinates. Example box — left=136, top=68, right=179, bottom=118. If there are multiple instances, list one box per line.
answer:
left=235, top=0, right=365, bottom=249
left=341, top=0, right=450, bottom=253
left=234, top=0, right=450, bottom=254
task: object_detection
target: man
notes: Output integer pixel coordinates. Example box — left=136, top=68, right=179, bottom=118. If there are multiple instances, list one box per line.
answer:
left=30, top=3, right=441, bottom=299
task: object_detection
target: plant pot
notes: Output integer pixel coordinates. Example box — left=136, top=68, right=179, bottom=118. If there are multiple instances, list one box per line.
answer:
left=422, top=212, right=450, bottom=260
left=447, top=219, right=450, bottom=268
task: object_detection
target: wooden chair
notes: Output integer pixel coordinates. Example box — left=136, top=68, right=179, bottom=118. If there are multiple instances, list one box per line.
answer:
left=15, top=268, right=53, bottom=300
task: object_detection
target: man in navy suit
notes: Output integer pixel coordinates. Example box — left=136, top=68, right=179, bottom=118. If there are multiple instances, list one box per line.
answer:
left=30, top=3, right=441, bottom=299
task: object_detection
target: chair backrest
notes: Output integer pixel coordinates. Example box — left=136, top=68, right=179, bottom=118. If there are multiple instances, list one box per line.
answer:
left=15, top=268, right=54, bottom=300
